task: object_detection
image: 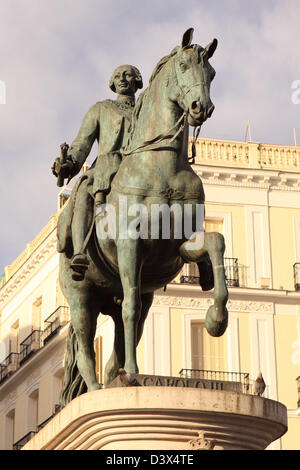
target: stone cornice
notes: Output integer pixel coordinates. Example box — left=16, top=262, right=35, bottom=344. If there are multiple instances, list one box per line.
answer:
left=0, top=231, right=58, bottom=309
left=156, top=283, right=300, bottom=309
left=194, top=165, right=300, bottom=192
left=153, top=292, right=273, bottom=313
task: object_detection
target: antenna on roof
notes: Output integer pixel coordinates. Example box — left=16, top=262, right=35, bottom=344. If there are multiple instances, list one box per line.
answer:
left=293, top=128, right=297, bottom=146
left=245, top=121, right=252, bottom=142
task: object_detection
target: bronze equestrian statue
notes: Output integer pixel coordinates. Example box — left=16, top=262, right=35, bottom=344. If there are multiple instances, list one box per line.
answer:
left=52, top=28, right=228, bottom=407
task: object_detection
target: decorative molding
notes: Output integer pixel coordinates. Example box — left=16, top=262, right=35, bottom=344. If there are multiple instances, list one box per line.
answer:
left=185, top=431, right=215, bottom=450
left=26, top=367, right=41, bottom=388
left=195, top=168, right=300, bottom=192
left=4, top=390, right=17, bottom=410
left=50, top=348, right=65, bottom=368
left=0, top=234, right=57, bottom=308
left=153, top=294, right=273, bottom=313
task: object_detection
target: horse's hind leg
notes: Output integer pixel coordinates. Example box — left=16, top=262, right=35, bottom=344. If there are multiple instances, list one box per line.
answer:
left=179, top=232, right=228, bottom=337
left=69, top=295, right=100, bottom=392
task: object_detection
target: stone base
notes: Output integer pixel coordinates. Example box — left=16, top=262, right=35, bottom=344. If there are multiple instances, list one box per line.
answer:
left=22, top=387, right=287, bottom=450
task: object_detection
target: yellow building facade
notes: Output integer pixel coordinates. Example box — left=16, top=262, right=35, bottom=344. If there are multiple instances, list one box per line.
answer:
left=0, top=137, right=299, bottom=450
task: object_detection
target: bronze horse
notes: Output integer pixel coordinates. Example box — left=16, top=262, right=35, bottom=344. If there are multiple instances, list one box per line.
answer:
left=59, top=28, right=228, bottom=406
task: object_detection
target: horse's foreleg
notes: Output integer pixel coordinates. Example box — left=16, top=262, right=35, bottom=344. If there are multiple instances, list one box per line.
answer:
left=179, top=231, right=228, bottom=337
left=103, top=292, right=153, bottom=386
left=137, top=292, right=153, bottom=344
left=104, top=312, right=125, bottom=386
left=117, top=240, right=142, bottom=374
left=69, top=298, right=100, bottom=391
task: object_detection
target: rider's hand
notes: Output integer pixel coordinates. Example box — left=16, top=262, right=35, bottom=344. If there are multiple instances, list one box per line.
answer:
left=51, top=158, right=76, bottom=179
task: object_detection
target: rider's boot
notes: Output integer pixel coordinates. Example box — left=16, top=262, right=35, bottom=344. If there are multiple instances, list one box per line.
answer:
left=70, top=188, right=91, bottom=280
left=94, top=191, right=106, bottom=214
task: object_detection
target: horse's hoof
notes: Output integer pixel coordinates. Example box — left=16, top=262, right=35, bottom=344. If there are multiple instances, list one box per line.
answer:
left=205, top=305, right=228, bottom=337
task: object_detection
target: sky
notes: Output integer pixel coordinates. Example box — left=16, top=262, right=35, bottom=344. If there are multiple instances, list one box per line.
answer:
left=0, top=0, right=299, bottom=271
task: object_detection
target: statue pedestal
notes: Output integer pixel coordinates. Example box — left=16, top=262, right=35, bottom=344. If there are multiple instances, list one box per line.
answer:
left=22, top=386, right=287, bottom=450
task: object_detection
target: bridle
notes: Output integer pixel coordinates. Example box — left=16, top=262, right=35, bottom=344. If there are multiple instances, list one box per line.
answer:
left=122, top=48, right=205, bottom=161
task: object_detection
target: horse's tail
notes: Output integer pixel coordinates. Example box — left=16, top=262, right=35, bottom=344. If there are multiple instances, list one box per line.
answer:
left=59, top=323, right=87, bottom=408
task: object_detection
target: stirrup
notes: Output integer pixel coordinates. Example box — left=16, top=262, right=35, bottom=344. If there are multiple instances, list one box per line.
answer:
left=70, top=253, right=89, bottom=274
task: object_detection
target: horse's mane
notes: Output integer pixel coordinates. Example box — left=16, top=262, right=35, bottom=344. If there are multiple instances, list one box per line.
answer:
left=125, top=44, right=205, bottom=151
left=125, top=46, right=180, bottom=150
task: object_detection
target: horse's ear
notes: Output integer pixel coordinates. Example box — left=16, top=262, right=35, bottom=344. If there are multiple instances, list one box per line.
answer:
left=205, top=38, right=218, bottom=59
left=181, top=28, right=194, bottom=48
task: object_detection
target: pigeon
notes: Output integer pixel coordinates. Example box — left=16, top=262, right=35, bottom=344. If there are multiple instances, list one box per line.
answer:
left=253, top=372, right=266, bottom=396
left=118, top=368, right=141, bottom=387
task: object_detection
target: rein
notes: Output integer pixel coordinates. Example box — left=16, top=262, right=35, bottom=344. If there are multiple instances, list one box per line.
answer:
left=189, top=124, right=201, bottom=164
left=122, top=110, right=187, bottom=158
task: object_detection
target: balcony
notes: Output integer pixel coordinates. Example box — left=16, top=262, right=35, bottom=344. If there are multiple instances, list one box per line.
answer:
left=42, top=306, right=70, bottom=345
left=0, top=307, right=70, bottom=388
left=294, top=263, right=300, bottom=291
left=0, top=353, right=19, bottom=384
left=179, top=369, right=250, bottom=394
left=180, top=258, right=240, bottom=288
left=224, top=257, right=239, bottom=287
left=180, top=275, right=200, bottom=285
left=37, top=415, right=55, bottom=432
left=13, top=431, right=36, bottom=450
left=37, top=405, right=60, bottom=433
left=19, top=330, right=42, bottom=366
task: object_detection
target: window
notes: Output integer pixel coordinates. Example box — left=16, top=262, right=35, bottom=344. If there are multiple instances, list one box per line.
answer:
left=94, top=336, right=102, bottom=385
left=187, top=217, right=224, bottom=277
left=56, top=279, right=66, bottom=307
left=32, top=297, right=42, bottom=331
left=28, top=389, right=39, bottom=432
left=52, top=369, right=64, bottom=411
left=5, top=409, right=15, bottom=450
left=205, top=217, right=224, bottom=234
left=9, top=320, right=19, bottom=354
left=191, top=321, right=228, bottom=371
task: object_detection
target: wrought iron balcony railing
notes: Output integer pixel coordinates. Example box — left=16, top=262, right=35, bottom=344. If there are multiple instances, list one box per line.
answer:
left=294, top=263, right=300, bottom=291
left=179, top=369, right=269, bottom=397
left=224, top=257, right=239, bottom=287
left=179, top=368, right=250, bottom=394
left=37, top=415, right=55, bottom=432
left=180, top=275, right=200, bottom=285
left=13, top=431, right=36, bottom=450
left=42, top=305, right=70, bottom=345
left=19, top=330, right=42, bottom=366
left=180, top=258, right=240, bottom=288
left=37, top=405, right=60, bottom=432
left=0, top=352, right=19, bottom=384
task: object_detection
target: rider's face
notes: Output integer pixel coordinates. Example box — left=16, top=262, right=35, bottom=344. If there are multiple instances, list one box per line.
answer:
left=113, top=66, right=136, bottom=96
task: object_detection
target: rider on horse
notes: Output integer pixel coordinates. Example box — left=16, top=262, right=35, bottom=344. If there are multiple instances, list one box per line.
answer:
left=52, top=65, right=143, bottom=279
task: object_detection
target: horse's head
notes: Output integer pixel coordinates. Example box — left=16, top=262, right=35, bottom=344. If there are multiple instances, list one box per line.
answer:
left=172, top=28, right=217, bottom=126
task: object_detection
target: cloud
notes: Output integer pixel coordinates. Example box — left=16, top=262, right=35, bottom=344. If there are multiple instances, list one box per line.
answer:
left=0, top=0, right=299, bottom=270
